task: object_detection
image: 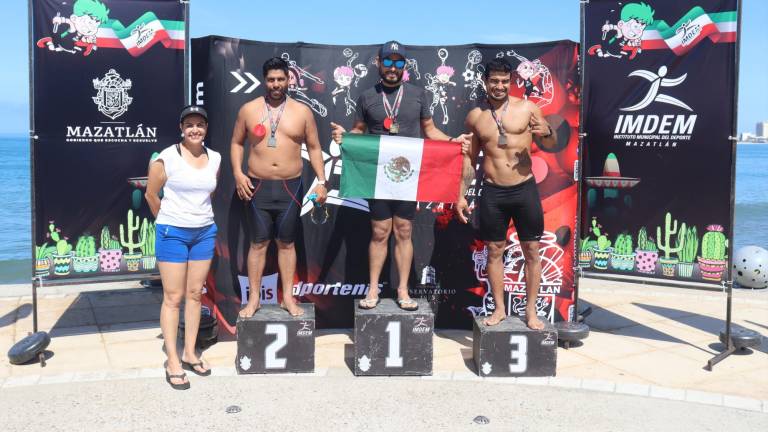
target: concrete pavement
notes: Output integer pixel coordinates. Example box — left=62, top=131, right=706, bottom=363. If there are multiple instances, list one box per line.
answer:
left=0, top=277, right=766, bottom=430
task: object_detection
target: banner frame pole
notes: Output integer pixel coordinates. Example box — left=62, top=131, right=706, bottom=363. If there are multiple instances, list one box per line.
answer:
left=706, top=0, right=742, bottom=371
left=183, top=0, right=190, bottom=105
left=573, top=0, right=588, bottom=321
left=28, top=0, right=38, bottom=297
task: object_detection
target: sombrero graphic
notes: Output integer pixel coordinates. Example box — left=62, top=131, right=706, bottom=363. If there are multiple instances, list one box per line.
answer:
left=585, top=153, right=640, bottom=189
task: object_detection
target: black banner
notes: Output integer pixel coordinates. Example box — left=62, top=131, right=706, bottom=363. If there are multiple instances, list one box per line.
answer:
left=580, top=0, right=739, bottom=284
left=192, top=37, right=580, bottom=330
left=32, top=0, right=186, bottom=281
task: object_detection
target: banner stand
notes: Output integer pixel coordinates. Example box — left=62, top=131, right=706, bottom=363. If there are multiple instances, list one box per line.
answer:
left=706, top=0, right=743, bottom=371
left=573, top=2, right=590, bottom=326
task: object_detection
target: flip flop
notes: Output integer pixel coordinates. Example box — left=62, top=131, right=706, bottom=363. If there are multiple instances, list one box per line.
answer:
left=165, top=369, right=190, bottom=390
left=358, top=297, right=380, bottom=309
left=396, top=298, right=418, bottom=311
left=181, top=360, right=211, bottom=376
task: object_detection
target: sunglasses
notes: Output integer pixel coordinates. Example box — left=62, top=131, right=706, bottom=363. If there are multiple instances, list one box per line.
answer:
left=381, top=58, right=406, bottom=69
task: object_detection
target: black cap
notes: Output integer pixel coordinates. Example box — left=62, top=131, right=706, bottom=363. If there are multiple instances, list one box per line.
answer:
left=379, top=40, right=407, bottom=60
left=179, top=105, right=208, bottom=123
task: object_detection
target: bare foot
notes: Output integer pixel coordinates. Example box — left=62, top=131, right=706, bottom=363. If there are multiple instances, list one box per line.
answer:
left=483, top=310, right=507, bottom=326
left=525, top=312, right=546, bottom=330
left=238, top=301, right=261, bottom=319
left=280, top=298, right=304, bottom=317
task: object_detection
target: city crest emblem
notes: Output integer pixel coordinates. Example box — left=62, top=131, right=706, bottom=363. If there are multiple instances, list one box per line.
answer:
left=92, top=69, right=133, bottom=120
left=384, top=156, right=413, bottom=183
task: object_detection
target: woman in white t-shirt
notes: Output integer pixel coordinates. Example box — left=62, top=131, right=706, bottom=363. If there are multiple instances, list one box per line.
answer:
left=145, top=105, right=221, bottom=390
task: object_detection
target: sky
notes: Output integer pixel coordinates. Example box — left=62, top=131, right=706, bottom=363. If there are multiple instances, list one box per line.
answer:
left=1, top=0, right=765, bottom=135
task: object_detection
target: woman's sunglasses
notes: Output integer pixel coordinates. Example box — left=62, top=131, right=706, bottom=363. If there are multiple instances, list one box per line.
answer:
left=381, top=58, right=406, bottom=69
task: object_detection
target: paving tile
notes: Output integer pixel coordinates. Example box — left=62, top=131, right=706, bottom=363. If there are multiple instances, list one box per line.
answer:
left=21, top=345, right=110, bottom=375
left=548, top=376, right=582, bottom=389
left=36, top=295, right=91, bottom=313
left=685, top=389, right=723, bottom=406
left=582, top=305, right=643, bottom=331
left=3, top=374, right=40, bottom=388
left=722, top=395, right=763, bottom=412
left=93, top=303, right=161, bottom=326
left=664, top=344, right=765, bottom=377
left=71, top=370, right=109, bottom=382
left=104, top=339, right=165, bottom=369
left=649, top=385, right=686, bottom=401
left=451, top=371, right=482, bottom=381
left=558, top=361, right=651, bottom=384
left=607, top=321, right=706, bottom=349
left=555, top=348, right=599, bottom=368
left=567, top=329, right=656, bottom=361
left=139, top=368, right=165, bottom=378
left=38, top=372, right=75, bottom=385
left=86, top=290, right=160, bottom=308
left=421, top=370, right=452, bottom=380
left=105, top=369, right=141, bottom=381
left=615, top=382, right=650, bottom=396
left=99, top=321, right=162, bottom=344
left=602, top=349, right=714, bottom=387
left=580, top=378, right=615, bottom=393
left=515, top=376, right=548, bottom=386
left=37, top=307, right=97, bottom=330
left=689, top=368, right=768, bottom=400
left=48, top=325, right=103, bottom=347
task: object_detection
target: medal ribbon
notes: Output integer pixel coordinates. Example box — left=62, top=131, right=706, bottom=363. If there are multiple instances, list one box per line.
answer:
left=489, top=98, right=509, bottom=135
left=266, top=98, right=287, bottom=139
left=382, top=85, right=404, bottom=124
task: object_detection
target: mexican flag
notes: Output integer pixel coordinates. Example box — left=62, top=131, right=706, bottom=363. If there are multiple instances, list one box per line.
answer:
left=96, top=12, right=185, bottom=57
left=340, top=134, right=462, bottom=203
left=642, top=8, right=737, bottom=56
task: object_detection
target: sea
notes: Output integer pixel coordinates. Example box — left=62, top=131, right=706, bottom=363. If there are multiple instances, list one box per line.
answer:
left=0, top=136, right=766, bottom=284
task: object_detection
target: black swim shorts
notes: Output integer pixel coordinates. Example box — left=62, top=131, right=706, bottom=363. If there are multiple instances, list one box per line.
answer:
left=478, top=176, right=544, bottom=242
left=245, top=176, right=303, bottom=243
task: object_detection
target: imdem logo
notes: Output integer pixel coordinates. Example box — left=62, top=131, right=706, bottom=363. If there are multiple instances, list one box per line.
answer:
left=613, top=65, right=698, bottom=148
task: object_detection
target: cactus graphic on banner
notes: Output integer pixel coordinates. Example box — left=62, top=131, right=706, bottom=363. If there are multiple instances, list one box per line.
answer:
left=120, top=209, right=147, bottom=272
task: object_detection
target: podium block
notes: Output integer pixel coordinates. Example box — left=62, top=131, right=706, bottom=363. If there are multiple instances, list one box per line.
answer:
left=473, top=316, right=557, bottom=377
left=354, top=299, right=433, bottom=376
left=236, top=304, right=315, bottom=374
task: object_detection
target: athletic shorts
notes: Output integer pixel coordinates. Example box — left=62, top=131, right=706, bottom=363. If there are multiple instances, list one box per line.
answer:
left=155, top=223, right=217, bottom=263
left=245, top=176, right=303, bottom=243
left=479, top=177, right=544, bottom=242
left=366, top=199, right=417, bottom=221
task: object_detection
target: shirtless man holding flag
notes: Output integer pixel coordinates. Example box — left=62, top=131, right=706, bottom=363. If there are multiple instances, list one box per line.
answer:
left=457, top=58, right=557, bottom=330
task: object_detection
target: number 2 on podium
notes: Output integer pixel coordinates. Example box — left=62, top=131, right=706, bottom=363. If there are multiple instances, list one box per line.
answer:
left=265, top=323, right=287, bottom=369
left=385, top=321, right=403, bottom=368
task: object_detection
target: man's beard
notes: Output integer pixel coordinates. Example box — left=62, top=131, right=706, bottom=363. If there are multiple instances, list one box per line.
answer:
left=380, top=70, right=403, bottom=85
left=267, top=88, right=287, bottom=102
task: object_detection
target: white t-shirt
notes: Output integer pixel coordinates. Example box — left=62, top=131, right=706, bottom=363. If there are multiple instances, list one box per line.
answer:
left=154, top=144, right=221, bottom=228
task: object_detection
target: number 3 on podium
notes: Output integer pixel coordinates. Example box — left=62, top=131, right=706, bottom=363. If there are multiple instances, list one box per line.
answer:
left=509, top=335, right=528, bottom=373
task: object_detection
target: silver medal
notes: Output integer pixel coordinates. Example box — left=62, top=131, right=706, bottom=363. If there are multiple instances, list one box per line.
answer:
left=498, top=131, right=507, bottom=147
left=268, top=135, right=277, bottom=148
left=389, top=122, right=400, bottom=135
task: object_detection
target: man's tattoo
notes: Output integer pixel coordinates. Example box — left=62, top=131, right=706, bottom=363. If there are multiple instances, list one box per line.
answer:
left=460, top=158, right=475, bottom=196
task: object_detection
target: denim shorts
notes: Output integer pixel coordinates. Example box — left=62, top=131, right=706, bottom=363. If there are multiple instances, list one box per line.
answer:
left=155, top=223, right=217, bottom=263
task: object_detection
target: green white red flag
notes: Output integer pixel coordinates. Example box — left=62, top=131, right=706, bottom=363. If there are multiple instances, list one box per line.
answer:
left=340, top=134, right=462, bottom=203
